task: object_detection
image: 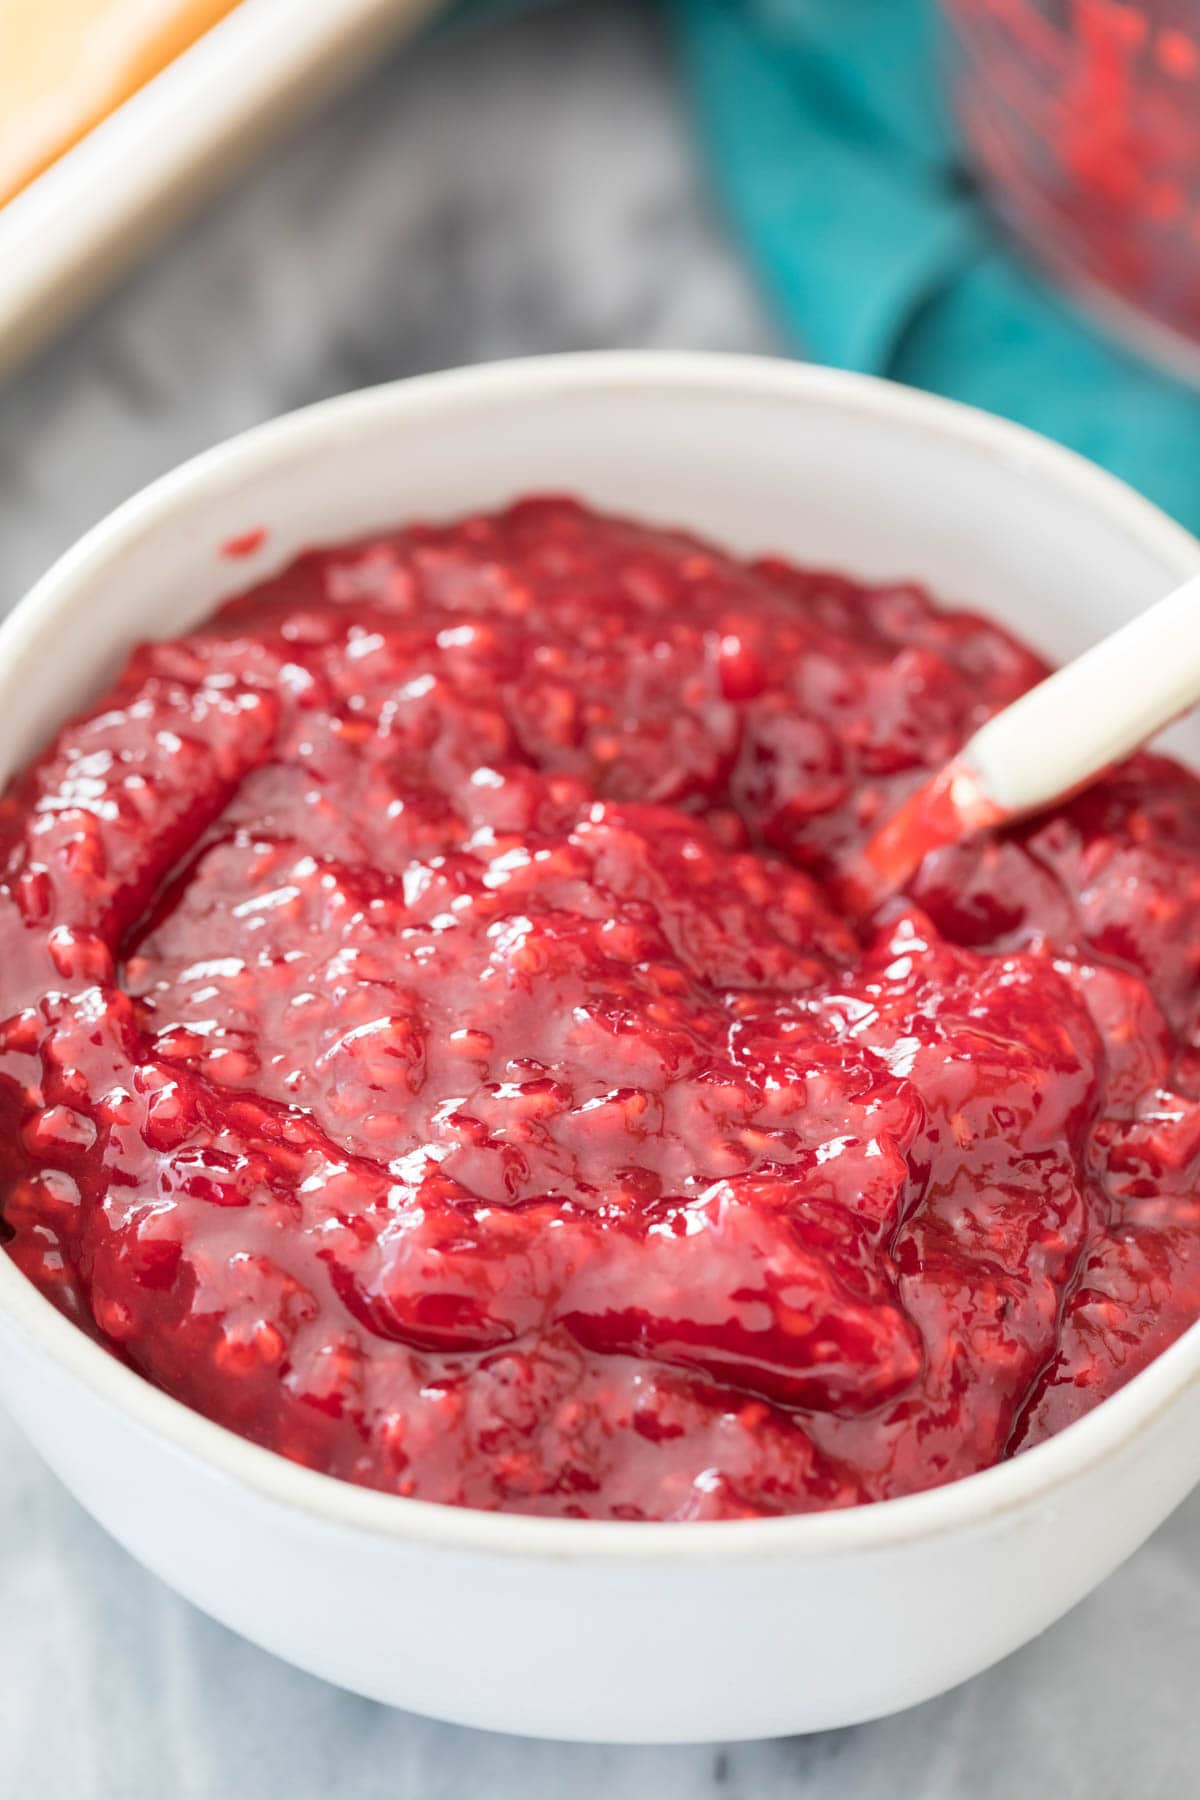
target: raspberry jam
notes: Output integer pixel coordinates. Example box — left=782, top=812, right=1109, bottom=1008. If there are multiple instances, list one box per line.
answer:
left=4, top=497, right=1200, bottom=1521
left=944, top=0, right=1200, bottom=370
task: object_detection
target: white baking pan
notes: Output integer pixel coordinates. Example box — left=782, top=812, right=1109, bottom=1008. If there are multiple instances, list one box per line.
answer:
left=0, top=0, right=440, bottom=374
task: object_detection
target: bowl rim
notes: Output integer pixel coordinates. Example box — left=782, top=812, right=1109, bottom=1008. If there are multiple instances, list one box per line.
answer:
left=3, top=347, right=1200, bottom=1563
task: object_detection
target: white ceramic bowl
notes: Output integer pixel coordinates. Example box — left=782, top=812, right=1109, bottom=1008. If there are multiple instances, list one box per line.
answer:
left=2, top=353, right=1199, bottom=1744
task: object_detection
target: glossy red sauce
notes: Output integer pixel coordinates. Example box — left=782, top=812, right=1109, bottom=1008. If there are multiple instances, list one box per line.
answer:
left=220, top=526, right=268, bottom=561
left=851, top=755, right=1006, bottom=910
left=4, top=497, right=1200, bottom=1521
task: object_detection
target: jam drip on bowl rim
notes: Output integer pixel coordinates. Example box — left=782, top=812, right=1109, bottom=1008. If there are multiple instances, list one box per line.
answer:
left=3, top=496, right=1200, bottom=1522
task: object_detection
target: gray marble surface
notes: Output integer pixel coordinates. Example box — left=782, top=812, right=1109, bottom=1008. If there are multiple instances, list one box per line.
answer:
left=0, top=3, right=1198, bottom=1794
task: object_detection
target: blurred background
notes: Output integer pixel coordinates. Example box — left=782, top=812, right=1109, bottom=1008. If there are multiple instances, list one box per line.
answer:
left=2, top=2, right=1200, bottom=1794
left=3, top=0, right=1200, bottom=609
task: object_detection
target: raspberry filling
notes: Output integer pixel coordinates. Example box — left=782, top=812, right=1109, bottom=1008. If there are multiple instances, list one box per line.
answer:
left=3, top=497, right=1200, bottom=1521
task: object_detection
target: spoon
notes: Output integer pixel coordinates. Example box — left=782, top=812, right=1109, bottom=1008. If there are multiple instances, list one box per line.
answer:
left=857, top=569, right=1200, bottom=899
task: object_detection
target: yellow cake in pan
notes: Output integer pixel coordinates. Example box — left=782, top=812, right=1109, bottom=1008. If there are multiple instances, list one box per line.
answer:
left=0, top=0, right=242, bottom=205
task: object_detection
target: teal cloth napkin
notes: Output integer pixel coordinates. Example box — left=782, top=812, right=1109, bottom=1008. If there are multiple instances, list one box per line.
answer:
left=452, top=0, right=1200, bottom=536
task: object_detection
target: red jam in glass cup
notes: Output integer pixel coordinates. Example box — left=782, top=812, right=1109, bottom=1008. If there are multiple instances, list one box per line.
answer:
left=944, top=0, right=1200, bottom=371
